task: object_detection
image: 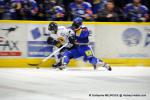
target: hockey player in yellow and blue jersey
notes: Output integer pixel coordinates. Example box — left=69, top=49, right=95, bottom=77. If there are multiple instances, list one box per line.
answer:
left=61, top=17, right=112, bottom=71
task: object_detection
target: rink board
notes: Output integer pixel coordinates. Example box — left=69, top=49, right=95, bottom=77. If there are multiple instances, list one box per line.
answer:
left=0, top=20, right=150, bottom=67
left=0, top=58, right=149, bottom=68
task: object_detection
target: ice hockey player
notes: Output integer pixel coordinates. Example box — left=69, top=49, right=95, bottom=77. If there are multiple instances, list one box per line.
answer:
left=46, top=22, right=75, bottom=68
left=61, top=17, right=112, bottom=71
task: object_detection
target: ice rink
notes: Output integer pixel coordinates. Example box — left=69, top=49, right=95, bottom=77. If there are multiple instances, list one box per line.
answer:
left=0, top=67, right=150, bottom=100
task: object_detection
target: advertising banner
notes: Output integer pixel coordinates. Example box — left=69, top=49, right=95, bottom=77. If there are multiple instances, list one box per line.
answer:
left=27, top=24, right=53, bottom=57
left=0, top=23, right=27, bottom=58
left=95, top=24, right=150, bottom=58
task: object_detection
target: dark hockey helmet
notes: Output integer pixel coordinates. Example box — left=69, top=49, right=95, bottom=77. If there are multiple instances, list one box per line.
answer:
left=48, top=22, right=58, bottom=34
left=71, top=17, right=83, bottom=30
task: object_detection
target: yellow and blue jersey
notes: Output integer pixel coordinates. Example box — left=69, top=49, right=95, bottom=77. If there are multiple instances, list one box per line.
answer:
left=75, top=26, right=90, bottom=43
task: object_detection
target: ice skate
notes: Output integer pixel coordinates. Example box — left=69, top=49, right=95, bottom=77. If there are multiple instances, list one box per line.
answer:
left=52, top=62, right=62, bottom=69
left=59, top=64, right=66, bottom=70
left=102, top=63, right=112, bottom=71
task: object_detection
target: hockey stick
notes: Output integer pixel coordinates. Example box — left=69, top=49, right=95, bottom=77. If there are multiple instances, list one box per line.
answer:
left=75, top=42, right=90, bottom=45
left=28, top=43, right=68, bottom=68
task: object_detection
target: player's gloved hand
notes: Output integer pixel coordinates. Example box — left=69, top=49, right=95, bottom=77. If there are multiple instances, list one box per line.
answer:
left=68, top=36, right=76, bottom=45
left=47, top=36, right=58, bottom=45
left=47, top=36, right=63, bottom=48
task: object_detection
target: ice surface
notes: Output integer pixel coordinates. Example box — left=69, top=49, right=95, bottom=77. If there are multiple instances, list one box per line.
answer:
left=0, top=67, right=150, bottom=100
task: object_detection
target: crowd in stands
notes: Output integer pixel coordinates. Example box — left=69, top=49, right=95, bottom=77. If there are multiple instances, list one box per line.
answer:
left=0, top=0, right=149, bottom=22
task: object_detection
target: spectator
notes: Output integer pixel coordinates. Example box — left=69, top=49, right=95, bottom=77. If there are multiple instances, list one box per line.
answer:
left=1, top=0, right=12, bottom=19
left=124, top=0, right=149, bottom=22
left=44, top=0, right=65, bottom=21
left=9, top=0, right=23, bottom=20
left=0, top=0, right=149, bottom=21
left=96, top=1, right=122, bottom=21
left=62, top=0, right=73, bottom=20
left=20, top=0, right=38, bottom=20
left=0, top=0, right=5, bottom=19
left=69, top=0, right=93, bottom=21
left=92, top=0, right=108, bottom=14
left=113, top=0, right=127, bottom=9
left=36, top=2, right=45, bottom=20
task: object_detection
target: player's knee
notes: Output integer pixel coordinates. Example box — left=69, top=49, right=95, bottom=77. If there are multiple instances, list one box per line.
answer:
left=63, top=51, right=70, bottom=58
left=62, top=56, right=70, bottom=64
left=89, top=57, right=98, bottom=65
left=62, top=51, right=70, bottom=64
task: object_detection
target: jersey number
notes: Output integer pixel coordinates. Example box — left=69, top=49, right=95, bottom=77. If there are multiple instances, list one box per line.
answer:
left=85, top=50, right=93, bottom=56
